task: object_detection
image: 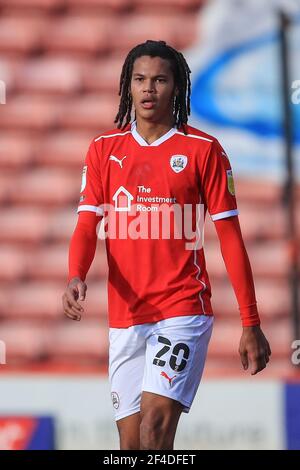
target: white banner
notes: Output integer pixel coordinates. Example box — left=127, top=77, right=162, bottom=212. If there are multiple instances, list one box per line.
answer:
left=0, top=376, right=284, bottom=450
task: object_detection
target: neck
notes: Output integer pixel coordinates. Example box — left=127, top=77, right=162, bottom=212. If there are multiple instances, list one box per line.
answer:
left=135, top=115, right=175, bottom=145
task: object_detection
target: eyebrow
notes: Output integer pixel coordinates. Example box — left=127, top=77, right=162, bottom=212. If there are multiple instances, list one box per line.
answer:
left=132, top=73, right=168, bottom=78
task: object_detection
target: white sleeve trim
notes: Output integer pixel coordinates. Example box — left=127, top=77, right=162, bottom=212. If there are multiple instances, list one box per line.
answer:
left=77, top=204, right=104, bottom=216
left=211, top=209, right=239, bottom=221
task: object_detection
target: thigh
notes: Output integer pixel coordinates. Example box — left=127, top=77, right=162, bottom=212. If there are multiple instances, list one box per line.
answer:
left=140, top=391, right=184, bottom=449
left=142, top=315, right=214, bottom=413
left=109, top=326, right=146, bottom=422
left=116, top=411, right=141, bottom=450
left=140, top=390, right=183, bottom=428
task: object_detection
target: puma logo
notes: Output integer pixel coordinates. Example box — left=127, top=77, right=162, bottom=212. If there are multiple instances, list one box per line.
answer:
left=161, top=371, right=177, bottom=388
left=109, top=155, right=127, bottom=168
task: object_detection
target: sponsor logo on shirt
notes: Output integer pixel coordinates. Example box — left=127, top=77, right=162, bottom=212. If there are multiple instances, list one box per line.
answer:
left=109, top=155, right=127, bottom=168
left=103, top=185, right=204, bottom=250
left=112, top=186, right=134, bottom=212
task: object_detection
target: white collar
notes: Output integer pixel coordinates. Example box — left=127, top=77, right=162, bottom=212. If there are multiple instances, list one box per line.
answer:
left=131, top=120, right=176, bottom=147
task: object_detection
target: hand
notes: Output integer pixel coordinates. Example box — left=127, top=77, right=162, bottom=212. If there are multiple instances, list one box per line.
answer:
left=62, top=277, right=87, bottom=321
left=239, top=325, right=271, bottom=375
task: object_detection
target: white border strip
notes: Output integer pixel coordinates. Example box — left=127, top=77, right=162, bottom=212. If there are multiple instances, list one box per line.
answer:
left=193, top=198, right=206, bottom=313
left=176, top=131, right=213, bottom=142
left=77, top=205, right=104, bottom=216
left=131, top=120, right=177, bottom=147
left=95, top=131, right=131, bottom=142
left=211, top=209, right=239, bottom=221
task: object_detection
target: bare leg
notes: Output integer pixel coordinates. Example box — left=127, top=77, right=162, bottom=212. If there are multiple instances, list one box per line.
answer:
left=116, top=411, right=141, bottom=450
left=140, top=391, right=183, bottom=450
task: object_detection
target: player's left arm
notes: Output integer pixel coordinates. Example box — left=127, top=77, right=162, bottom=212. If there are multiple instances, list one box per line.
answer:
left=199, top=138, right=271, bottom=374
left=214, top=215, right=272, bottom=375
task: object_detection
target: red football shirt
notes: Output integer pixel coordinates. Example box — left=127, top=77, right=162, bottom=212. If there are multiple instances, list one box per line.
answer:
left=77, top=121, right=239, bottom=328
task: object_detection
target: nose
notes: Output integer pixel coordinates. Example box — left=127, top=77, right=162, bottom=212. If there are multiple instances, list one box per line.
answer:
left=143, top=79, right=154, bottom=93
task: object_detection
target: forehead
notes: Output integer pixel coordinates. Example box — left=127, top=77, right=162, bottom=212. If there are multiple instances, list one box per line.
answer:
left=132, top=55, right=173, bottom=76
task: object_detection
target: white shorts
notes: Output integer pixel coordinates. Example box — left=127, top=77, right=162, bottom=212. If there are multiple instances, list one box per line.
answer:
left=108, top=314, right=213, bottom=421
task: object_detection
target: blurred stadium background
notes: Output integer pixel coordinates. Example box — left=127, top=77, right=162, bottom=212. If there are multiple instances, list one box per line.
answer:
left=0, top=0, right=299, bottom=450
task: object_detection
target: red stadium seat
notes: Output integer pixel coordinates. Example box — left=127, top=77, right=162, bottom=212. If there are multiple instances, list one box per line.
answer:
left=110, top=12, right=197, bottom=52
left=205, top=240, right=289, bottom=280
left=132, top=0, right=204, bottom=9
left=0, top=208, right=49, bottom=243
left=0, top=16, right=47, bottom=55
left=65, top=0, right=131, bottom=11
left=0, top=57, right=24, bottom=94
left=0, top=322, right=50, bottom=363
left=235, top=178, right=283, bottom=204
left=42, top=14, right=115, bottom=55
left=0, top=280, right=107, bottom=320
left=0, top=170, right=15, bottom=205
left=238, top=203, right=286, bottom=240
left=81, top=57, right=124, bottom=93
left=25, top=243, right=108, bottom=281
left=15, top=57, right=83, bottom=95
left=0, top=132, right=36, bottom=168
left=0, top=0, right=65, bottom=10
left=9, top=168, right=79, bottom=206
left=35, top=131, right=94, bottom=168
left=208, top=317, right=291, bottom=360
left=46, top=208, right=105, bottom=244
left=0, top=245, right=27, bottom=282
left=49, top=321, right=109, bottom=361
left=46, top=209, right=78, bottom=242
left=58, top=94, right=119, bottom=130
left=0, top=95, right=63, bottom=131
left=211, top=279, right=291, bottom=320
left=6, top=282, right=65, bottom=319
left=204, top=202, right=286, bottom=241
left=247, top=240, right=289, bottom=279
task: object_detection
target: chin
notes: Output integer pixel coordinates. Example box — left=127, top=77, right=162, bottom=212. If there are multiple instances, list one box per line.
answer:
left=137, top=110, right=159, bottom=120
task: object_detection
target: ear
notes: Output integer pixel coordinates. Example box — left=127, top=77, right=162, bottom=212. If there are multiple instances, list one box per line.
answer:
left=174, top=86, right=179, bottom=97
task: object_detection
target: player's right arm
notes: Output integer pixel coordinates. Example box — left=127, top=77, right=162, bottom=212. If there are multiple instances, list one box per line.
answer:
left=62, top=211, right=101, bottom=321
left=62, top=138, right=104, bottom=321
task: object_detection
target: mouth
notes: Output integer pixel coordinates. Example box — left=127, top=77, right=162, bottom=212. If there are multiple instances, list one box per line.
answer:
left=140, top=98, right=156, bottom=109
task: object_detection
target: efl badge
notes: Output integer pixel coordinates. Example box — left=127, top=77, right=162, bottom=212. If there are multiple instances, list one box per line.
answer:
left=226, top=169, right=235, bottom=196
left=80, top=165, right=87, bottom=192
left=170, top=155, right=188, bottom=173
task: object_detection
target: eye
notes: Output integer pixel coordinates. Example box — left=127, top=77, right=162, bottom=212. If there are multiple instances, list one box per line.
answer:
left=135, top=77, right=143, bottom=81
left=156, top=78, right=166, bottom=83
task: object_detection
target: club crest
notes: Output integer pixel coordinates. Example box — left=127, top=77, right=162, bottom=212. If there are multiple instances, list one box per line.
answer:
left=170, top=155, right=188, bottom=173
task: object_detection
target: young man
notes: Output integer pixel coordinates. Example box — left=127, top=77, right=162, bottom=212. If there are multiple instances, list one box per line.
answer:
left=62, top=40, right=271, bottom=450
